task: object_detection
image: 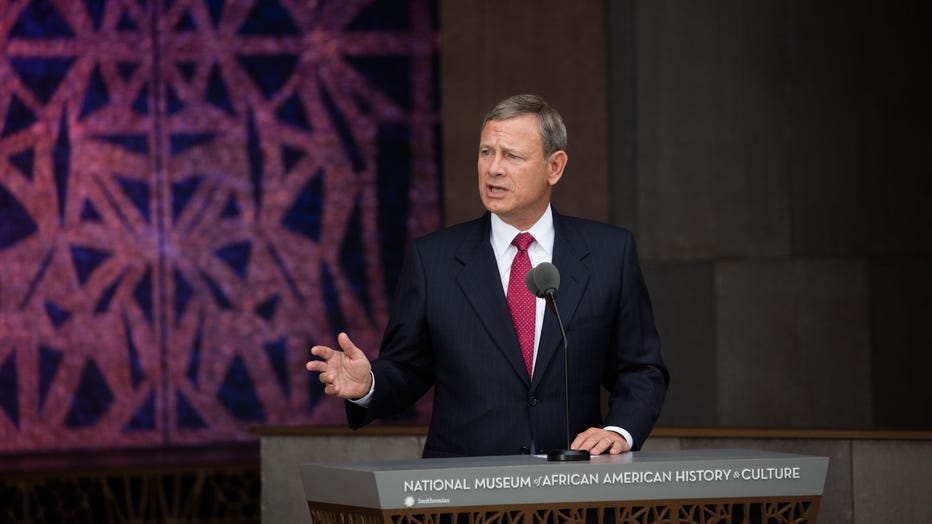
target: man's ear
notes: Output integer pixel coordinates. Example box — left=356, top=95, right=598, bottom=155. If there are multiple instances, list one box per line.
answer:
left=547, top=150, right=568, bottom=186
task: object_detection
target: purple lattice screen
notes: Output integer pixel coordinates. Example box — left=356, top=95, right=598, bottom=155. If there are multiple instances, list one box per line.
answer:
left=0, top=0, right=440, bottom=453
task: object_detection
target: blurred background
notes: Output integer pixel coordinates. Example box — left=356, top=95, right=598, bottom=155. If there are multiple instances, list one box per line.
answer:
left=1, top=0, right=929, bottom=522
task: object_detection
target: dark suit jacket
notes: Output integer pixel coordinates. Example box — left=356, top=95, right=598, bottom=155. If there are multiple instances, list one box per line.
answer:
left=347, top=210, right=668, bottom=458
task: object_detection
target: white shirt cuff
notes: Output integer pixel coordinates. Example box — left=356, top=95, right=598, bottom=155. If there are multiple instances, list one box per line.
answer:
left=604, top=425, right=635, bottom=450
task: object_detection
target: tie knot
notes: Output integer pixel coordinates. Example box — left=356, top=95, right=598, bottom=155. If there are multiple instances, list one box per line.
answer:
left=512, top=232, right=535, bottom=252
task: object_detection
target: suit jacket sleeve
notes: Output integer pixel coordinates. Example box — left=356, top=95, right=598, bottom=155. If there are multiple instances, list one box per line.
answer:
left=602, top=230, right=668, bottom=448
left=346, top=241, right=435, bottom=428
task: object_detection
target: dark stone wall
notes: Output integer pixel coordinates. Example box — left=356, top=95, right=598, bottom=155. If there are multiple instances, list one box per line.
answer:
left=609, top=0, right=932, bottom=429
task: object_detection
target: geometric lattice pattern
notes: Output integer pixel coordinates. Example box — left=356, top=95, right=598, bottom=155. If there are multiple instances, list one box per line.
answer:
left=0, top=0, right=440, bottom=453
left=0, top=465, right=260, bottom=522
left=323, top=498, right=821, bottom=524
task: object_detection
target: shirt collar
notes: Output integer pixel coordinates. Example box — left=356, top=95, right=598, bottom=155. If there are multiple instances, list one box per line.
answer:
left=490, top=205, right=555, bottom=256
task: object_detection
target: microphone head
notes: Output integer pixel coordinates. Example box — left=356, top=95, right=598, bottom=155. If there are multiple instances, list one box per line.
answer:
left=525, top=267, right=541, bottom=297
left=531, top=262, right=560, bottom=298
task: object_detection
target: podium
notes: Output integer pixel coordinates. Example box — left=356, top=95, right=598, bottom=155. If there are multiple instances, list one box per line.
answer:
left=301, top=449, right=828, bottom=523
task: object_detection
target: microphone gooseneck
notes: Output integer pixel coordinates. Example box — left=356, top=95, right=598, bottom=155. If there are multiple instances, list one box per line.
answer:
left=525, top=263, right=589, bottom=462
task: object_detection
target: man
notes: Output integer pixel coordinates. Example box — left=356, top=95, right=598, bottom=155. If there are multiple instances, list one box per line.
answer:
left=307, top=94, right=668, bottom=458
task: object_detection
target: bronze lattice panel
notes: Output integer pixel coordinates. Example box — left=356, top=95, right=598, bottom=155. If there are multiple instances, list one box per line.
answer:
left=0, top=0, right=441, bottom=454
left=312, top=497, right=821, bottom=524
left=1, top=465, right=259, bottom=523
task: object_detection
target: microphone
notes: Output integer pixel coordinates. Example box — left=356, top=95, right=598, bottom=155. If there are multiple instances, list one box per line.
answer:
left=526, top=262, right=559, bottom=299
left=525, top=263, right=589, bottom=462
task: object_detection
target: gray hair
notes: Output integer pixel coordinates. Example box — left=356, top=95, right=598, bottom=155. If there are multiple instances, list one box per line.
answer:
left=481, top=94, right=567, bottom=157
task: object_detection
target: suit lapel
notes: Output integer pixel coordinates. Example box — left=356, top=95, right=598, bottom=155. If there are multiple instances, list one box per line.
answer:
left=455, top=214, right=531, bottom=385
left=532, top=211, right=590, bottom=389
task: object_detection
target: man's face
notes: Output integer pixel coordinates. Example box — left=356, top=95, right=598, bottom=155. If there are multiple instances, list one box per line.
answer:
left=477, top=114, right=566, bottom=230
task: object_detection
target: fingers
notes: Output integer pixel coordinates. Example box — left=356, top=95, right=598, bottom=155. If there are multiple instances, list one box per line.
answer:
left=305, top=345, right=335, bottom=372
left=337, top=332, right=362, bottom=358
left=307, top=333, right=364, bottom=362
left=571, top=428, right=630, bottom=456
left=570, top=428, right=602, bottom=450
left=306, top=332, right=358, bottom=368
left=315, top=367, right=344, bottom=396
left=305, top=333, right=372, bottom=399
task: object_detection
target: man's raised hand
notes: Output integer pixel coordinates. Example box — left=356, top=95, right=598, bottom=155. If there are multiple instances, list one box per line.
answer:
left=306, top=332, right=373, bottom=400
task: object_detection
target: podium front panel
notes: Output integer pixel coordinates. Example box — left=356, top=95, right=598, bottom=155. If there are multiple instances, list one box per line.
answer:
left=301, top=449, right=828, bottom=523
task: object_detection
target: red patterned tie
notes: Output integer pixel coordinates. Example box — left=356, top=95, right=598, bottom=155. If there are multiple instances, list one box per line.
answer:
left=507, top=233, right=536, bottom=377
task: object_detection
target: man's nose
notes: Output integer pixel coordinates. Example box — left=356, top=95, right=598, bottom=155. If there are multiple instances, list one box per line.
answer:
left=488, top=153, right=505, bottom=176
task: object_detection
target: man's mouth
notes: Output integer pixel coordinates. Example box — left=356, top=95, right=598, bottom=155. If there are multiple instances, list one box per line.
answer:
left=487, top=184, right=507, bottom=193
